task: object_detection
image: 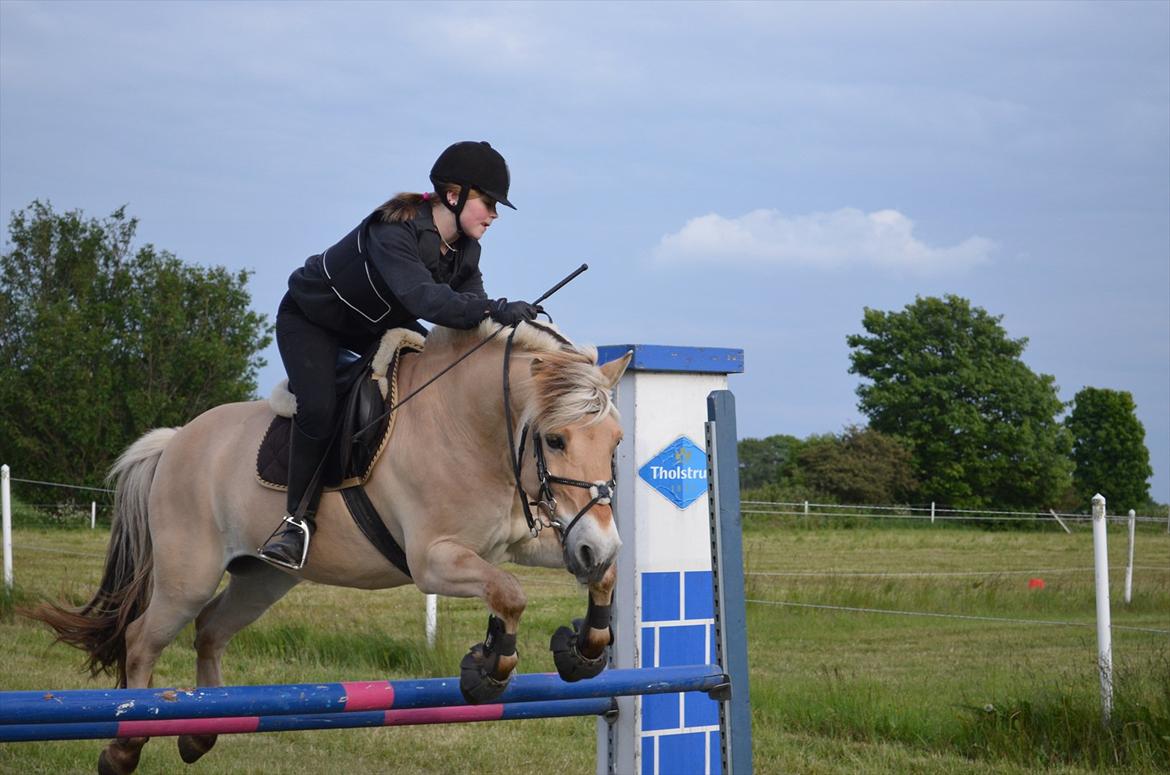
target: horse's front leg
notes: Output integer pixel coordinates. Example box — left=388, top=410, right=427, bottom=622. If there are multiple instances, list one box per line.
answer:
left=415, top=540, right=525, bottom=704
left=550, top=562, right=616, bottom=681
left=509, top=532, right=617, bottom=683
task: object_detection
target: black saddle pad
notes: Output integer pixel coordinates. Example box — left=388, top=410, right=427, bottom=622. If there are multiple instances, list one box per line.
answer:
left=256, top=344, right=417, bottom=492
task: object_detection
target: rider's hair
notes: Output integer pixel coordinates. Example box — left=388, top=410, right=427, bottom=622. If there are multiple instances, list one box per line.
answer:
left=376, top=184, right=486, bottom=223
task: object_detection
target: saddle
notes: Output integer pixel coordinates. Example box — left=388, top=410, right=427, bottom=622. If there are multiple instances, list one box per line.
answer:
left=256, top=328, right=425, bottom=577
left=256, top=329, right=424, bottom=492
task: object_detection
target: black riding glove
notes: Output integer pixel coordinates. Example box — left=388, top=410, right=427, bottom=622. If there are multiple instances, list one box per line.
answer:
left=489, top=298, right=541, bottom=326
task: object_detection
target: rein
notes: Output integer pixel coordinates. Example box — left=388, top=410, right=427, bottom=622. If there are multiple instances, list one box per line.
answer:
left=352, top=263, right=589, bottom=441
left=502, top=326, right=616, bottom=546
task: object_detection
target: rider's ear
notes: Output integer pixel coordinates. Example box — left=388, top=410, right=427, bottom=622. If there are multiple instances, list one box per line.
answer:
left=599, top=351, right=633, bottom=389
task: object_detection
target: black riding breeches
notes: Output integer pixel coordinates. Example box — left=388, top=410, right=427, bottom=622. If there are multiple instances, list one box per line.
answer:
left=275, top=294, right=342, bottom=440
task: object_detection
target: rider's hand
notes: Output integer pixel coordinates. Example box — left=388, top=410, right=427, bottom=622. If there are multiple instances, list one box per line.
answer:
left=489, top=298, right=542, bottom=326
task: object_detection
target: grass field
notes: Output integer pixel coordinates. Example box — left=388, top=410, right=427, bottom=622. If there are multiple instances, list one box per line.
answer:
left=1, top=518, right=1167, bottom=774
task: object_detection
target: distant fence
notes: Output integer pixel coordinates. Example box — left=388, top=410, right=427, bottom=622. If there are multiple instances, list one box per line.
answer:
left=743, top=499, right=1169, bottom=527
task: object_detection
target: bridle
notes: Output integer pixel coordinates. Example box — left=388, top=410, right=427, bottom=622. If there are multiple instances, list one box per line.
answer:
left=501, top=326, right=617, bottom=547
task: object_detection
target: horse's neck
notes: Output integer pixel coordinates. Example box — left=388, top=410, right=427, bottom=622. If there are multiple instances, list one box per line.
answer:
left=402, top=339, right=533, bottom=468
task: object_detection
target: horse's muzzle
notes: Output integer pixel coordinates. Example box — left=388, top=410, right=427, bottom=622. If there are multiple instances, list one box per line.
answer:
left=564, top=525, right=621, bottom=585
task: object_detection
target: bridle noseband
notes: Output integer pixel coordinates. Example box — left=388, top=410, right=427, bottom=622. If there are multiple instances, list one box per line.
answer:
left=502, top=326, right=616, bottom=547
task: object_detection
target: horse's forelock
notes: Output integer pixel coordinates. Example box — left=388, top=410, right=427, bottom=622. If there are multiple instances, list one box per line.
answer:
left=529, top=350, right=618, bottom=433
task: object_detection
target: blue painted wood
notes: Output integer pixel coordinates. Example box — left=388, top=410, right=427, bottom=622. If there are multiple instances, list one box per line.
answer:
left=0, top=698, right=615, bottom=743
left=0, top=665, right=724, bottom=726
left=707, top=391, right=754, bottom=775
left=598, top=344, right=744, bottom=374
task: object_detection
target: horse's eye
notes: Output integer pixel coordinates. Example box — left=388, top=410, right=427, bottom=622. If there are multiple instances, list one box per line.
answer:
left=546, top=435, right=566, bottom=452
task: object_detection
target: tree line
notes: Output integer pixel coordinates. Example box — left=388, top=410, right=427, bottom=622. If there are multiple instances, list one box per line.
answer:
left=0, top=202, right=271, bottom=494
left=741, top=295, right=1157, bottom=514
left=1, top=202, right=1159, bottom=514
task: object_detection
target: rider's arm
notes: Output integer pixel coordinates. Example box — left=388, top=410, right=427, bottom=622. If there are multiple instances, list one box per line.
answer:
left=366, top=221, right=490, bottom=329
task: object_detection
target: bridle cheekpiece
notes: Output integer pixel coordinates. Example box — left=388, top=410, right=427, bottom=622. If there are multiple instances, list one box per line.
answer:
left=502, top=326, right=616, bottom=548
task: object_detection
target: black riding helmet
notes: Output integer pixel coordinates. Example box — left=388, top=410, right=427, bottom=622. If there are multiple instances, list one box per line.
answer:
left=430, top=141, right=515, bottom=236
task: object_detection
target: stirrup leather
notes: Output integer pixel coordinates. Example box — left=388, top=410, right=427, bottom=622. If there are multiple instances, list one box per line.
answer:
left=257, top=515, right=312, bottom=570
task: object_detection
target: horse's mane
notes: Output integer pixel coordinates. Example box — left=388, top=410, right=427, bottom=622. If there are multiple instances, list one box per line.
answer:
left=427, top=320, right=617, bottom=432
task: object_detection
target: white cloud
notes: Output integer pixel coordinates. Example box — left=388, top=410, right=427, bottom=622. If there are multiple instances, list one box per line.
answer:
left=654, top=208, right=995, bottom=271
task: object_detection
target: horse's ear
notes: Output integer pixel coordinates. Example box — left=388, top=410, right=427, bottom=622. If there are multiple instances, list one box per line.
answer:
left=599, top=350, right=633, bottom=389
left=529, top=356, right=545, bottom=376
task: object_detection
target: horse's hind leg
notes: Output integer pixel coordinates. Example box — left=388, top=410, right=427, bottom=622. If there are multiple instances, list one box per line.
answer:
left=99, top=561, right=226, bottom=775
left=177, top=562, right=300, bottom=764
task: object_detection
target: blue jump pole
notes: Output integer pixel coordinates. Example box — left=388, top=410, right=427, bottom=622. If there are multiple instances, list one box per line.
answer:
left=0, top=665, right=724, bottom=727
left=0, top=697, right=615, bottom=743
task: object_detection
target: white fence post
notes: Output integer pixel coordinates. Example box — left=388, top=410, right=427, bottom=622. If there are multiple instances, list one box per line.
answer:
left=91, top=501, right=97, bottom=530
left=930, top=501, right=935, bottom=524
left=803, top=500, right=809, bottom=516
left=2, top=465, right=12, bottom=593
left=1091, top=493, right=1113, bottom=725
left=425, top=593, right=437, bottom=648
left=1124, top=509, right=1135, bottom=604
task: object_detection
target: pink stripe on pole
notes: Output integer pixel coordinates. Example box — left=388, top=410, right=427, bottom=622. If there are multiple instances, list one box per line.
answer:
left=385, top=704, right=505, bottom=726
left=119, top=715, right=260, bottom=737
left=342, top=681, right=394, bottom=711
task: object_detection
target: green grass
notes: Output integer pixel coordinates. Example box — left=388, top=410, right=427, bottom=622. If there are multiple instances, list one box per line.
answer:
left=2, top=521, right=1167, bottom=774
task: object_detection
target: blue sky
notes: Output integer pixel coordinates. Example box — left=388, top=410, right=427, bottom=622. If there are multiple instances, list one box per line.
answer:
left=2, top=1, right=1167, bottom=503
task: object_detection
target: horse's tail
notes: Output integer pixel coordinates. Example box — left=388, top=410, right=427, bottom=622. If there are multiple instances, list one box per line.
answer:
left=24, top=427, right=178, bottom=686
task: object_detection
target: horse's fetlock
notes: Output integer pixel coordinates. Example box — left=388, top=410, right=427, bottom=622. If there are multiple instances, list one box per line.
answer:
left=495, top=651, right=519, bottom=679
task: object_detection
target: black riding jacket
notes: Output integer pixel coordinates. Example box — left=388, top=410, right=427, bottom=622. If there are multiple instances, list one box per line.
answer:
left=287, top=206, right=491, bottom=337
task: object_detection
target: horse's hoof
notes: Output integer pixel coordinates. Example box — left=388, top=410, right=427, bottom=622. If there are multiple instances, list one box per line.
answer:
left=459, top=644, right=512, bottom=704
left=97, top=746, right=140, bottom=775
left=178, top=733, right=217, bottom=764
left=551, top=618, right=609, bottom=682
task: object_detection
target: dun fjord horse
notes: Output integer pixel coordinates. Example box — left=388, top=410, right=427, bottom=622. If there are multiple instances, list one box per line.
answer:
left=29, top=320, right=632, bottom=775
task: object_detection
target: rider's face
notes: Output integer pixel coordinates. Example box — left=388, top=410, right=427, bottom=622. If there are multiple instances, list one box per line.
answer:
left=458, top=193, right=498, bottom=241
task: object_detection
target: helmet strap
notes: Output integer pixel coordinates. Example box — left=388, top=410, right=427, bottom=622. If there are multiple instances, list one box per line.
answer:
left=440, top=184, right=472, bottom=238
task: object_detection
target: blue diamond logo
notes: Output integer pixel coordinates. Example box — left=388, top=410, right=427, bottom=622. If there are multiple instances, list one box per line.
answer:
left=638, top=436, right=709, bottom=509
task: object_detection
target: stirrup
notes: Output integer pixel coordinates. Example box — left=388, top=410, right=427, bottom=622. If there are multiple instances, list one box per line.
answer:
left=257, top=515, right=312, bottom=570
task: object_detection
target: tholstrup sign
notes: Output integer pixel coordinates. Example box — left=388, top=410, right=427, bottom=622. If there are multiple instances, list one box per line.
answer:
left=638, top=436, right=709, bottom=509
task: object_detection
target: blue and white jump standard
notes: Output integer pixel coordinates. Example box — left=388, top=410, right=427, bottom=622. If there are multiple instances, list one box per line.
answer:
left=597, top=344, right=752, bottom=775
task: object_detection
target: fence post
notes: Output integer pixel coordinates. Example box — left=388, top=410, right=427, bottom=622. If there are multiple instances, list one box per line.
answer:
left=2, top=465, right=12, bottom=593
left=425, top=593, right=437, bottom=648
left=91, top=501, right=96, bottom=530
left=803, top=500, right=809, bottom=517
left=930, top=501, right=935, bottom=524
left=1091, top=493, right=1112, bottom=725
left=1124, top=509, right=1135, bottom=604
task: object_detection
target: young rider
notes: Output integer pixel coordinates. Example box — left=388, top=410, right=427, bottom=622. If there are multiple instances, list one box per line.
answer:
left=259, top=141, right=541, bottom=570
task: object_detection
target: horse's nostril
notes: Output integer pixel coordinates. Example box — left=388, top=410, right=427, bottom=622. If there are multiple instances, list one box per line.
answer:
left=579, top=544, right=594, bottom=569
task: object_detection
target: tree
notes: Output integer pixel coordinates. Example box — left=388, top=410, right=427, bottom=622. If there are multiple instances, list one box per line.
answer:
left=846, top=295, right=1072, bottom=509
left=738, top=434, right=803, bottom=490
left=798, top=425, right=917, bottom=504
left=0, top=201, right=273, bottom=491
left=1065, top=387, right=1152, bottom=512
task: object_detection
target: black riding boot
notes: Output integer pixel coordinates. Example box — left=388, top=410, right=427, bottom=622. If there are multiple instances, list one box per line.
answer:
left=258, top=422, right=331, bottom=570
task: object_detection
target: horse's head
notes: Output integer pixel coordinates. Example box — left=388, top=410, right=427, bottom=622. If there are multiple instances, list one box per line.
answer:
left=523, top=345, right=632, bottom=584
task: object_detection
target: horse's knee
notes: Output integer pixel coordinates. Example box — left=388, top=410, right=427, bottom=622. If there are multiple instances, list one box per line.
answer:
left=484, top=575, right=526, bottom=623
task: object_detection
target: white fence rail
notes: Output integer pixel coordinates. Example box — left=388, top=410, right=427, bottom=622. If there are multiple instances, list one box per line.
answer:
left=743, top=499, right=1168, bottom=525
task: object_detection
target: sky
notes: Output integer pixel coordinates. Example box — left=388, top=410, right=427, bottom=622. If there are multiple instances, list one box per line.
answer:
left=2, top=1, right=1167, bottom=504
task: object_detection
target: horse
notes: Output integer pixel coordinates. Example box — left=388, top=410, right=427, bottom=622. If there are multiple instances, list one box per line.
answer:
left=27, top=320, right=632, bottom=775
